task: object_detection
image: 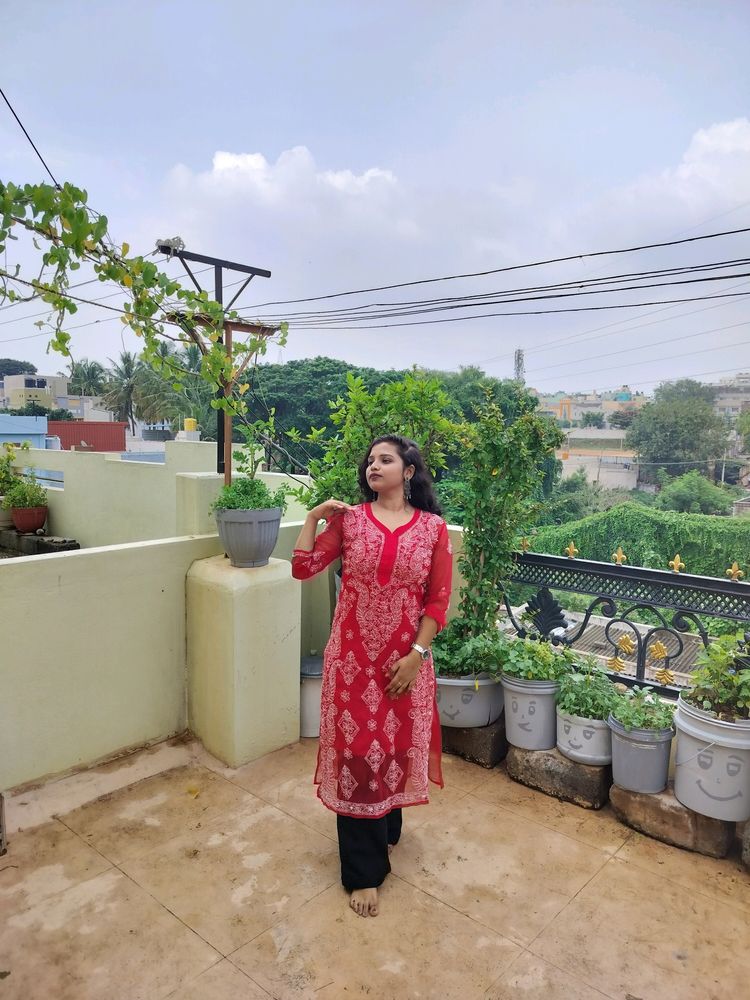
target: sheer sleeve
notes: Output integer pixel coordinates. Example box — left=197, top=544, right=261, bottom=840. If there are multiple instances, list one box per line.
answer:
left=423, top=520, right=453, bottom=631
left=291, top=515, right=344, bottom=580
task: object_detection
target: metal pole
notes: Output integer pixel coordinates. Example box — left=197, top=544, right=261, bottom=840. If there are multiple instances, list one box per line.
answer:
left=215, top=265, right=224, bottom=475
left=224, top=322, right=233, bottom=487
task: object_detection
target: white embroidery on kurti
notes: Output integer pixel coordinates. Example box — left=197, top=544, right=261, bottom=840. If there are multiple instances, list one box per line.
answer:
left=361, top=679, right=383, bottom=714
left=365, top=739, right=386, bottom=773
left=383, top=759, right=404, bottom=792
left=366, top=718, right=377, bottom=731
left=337, top=709, right=360, bottom=744
left=383, top=708, right=402, bottom=746
left=339, top=766, right=358, bottom=800
left=338, top=651, right=361, bottom=686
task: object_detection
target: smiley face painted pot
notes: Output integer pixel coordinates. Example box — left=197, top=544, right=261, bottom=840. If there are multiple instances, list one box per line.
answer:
left=556, top=709, right=612, bottom=765
left=500, top=675, right=559, bottom=750
left=435, top=675, right=504, bottom=728
left=674, top=695, right=750, bottom=822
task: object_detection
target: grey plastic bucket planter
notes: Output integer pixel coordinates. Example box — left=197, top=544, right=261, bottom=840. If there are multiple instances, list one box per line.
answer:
left=674, top=694, right=750, bottom=822
left=607, top=714, right=673, bottom=793
left=556, top=709, right=612, bottom=765
left=436, top=675, right=504, bottom=728
left=215, top=506, right=283, bottom=568
left=501, top=675, right=559, bottom=750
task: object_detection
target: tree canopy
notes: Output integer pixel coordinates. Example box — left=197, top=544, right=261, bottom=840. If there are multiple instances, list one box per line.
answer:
left=626, top=396, right=729, bottom=478
left=0, top=358, right=37, bottom=377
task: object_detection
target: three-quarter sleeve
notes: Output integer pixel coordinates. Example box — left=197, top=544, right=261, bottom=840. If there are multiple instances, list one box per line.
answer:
left=291, top=515, right=344, bottom=580
left=423, top=520, right=453, bottom=631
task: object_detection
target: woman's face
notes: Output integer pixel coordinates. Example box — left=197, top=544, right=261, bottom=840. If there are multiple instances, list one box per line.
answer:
left=366, top=442, right=413, bottom=496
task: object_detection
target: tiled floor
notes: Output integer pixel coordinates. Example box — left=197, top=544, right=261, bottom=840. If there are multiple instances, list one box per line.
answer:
left=2, top=739, right=749, bottom=999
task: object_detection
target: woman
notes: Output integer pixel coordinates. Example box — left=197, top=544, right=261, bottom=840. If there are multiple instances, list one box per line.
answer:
left=292, top=435, right=453, bottom=918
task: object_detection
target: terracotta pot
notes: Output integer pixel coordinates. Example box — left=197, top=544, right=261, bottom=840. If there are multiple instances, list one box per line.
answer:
left=11, top=506, right=48, bottom=533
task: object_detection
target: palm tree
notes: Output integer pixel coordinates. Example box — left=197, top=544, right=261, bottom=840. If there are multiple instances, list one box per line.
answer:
left=101, top=351, right=144, bottom=433
left=65, top=358, right=107, bottom=396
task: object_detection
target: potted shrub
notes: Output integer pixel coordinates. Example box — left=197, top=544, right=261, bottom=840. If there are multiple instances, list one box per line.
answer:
left=674, top=632, right=750, bottom=822
left=500, top=637, right=573, bottom=750
left=431, top=623, right=505, bottom=728
left=0, top=442, right=24, bottom=530
left=556, top=661, right=621, bottom=765
left=607, top=686, right=675, bottom=794
left=211, top=418, right=289, bottom=568
left=432, top=389, right=564, bottom=729
left=2, top=474, right=48, bottom=533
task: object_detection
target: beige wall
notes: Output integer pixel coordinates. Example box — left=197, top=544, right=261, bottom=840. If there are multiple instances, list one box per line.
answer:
left=19, top=441, right=311, bottom=548
left=0, top=534, right=223, bottom=790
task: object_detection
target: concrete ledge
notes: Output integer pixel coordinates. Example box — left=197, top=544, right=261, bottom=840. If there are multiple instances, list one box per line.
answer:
left=506, top=746, right=612, bottom=809
left=441, top=714, right=508, bottom=769
left=610, top=782, right=735, bottom=858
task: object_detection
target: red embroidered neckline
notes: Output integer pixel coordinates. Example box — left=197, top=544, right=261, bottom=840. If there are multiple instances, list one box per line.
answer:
left=365, top=502, right=421, bottom=538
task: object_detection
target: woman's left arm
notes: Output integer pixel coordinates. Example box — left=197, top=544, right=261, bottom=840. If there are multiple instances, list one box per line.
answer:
left=386, top=521, right=454, bottom=697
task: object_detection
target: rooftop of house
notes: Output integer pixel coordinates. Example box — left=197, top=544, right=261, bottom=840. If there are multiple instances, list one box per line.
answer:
left=3, top=737, right=749, bottom=999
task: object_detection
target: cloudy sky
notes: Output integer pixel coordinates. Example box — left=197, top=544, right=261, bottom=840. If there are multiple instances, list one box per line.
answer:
left=1, top=0, right=749, bottom=392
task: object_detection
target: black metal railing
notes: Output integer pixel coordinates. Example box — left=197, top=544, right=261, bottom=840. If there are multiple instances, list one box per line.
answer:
left=505, top=552, right=750, bottom=697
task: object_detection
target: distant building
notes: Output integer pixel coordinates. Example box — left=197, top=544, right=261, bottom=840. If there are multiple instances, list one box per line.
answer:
left=709, top=372, right=750, bottom=422
left=530, top=385, right=648, bottom=426
left=0, top=374, right=113, bottom=421
left=0, top=414, right=49, bottom=449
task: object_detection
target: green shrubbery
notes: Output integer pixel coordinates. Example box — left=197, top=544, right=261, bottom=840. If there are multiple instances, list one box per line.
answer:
left=531, top=502, right=750, bottom=579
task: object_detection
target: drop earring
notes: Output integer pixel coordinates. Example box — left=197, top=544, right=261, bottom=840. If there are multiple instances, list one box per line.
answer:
left=404, top=477, right=412, bottom=502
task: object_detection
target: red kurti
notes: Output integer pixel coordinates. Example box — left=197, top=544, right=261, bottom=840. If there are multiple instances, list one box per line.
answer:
left=292, top=503, right=453, bottom=818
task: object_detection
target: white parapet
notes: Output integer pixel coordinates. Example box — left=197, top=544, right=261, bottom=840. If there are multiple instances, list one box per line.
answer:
left=187, top=555, right=301, bottom=767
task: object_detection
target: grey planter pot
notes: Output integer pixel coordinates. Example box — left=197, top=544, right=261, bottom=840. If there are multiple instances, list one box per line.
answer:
left=607, top=714, right=673, bottom=794
left=501, top=674, right=559, bottom=750
left=435, top=675, right=504, bottom=728
left=674, top=694, right=750, bottom=822
left=215, top=506, right=283, bottom=568
left=557, top=709, right=612, bottom=765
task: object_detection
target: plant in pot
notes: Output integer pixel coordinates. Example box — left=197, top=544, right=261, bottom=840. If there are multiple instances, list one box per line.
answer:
left=673, top=631, right=750, bottom=822
left=432, top=387, right=564, bottom=729
left=0, top=442, right=29, bottom=530
left=500, top=636, right=574, bottom=749
left=607, top=686, right=675, bottom=794
left=2, top=473, right=48, bottom=533
left=211, top=414, right=289, bottom=568
left=431, top=624, right=508, bottom=728
left=556, top=660, right=621, bottom=765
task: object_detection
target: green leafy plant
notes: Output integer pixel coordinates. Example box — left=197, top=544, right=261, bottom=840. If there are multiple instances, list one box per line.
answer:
left=431, top=620, right=509, bottom=678
left=610, top=686, right=675, bottom=731
left=684, top=632, right=750, bottom=722
left=2, top=475, right=47, bottom=509
left=211, top=413, right=289, bottom=513
left=556, top=660, right=621, bottom=720
left=0, top=180, right=288, bottom=485
left=0, top=442, right=28, bottom=495
left=288, top=371, right=461, bottom=507
left=447, top=388, right=563, bottom=642
left=497, top=636, right=574, bottom=682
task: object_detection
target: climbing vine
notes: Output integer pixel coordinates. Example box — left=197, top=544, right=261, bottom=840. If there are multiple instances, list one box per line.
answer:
left=0, top=180, right=287, bottom=429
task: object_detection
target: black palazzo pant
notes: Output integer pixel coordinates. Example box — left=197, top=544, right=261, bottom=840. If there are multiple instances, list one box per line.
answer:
left=336, top=808, right=403, bottom=891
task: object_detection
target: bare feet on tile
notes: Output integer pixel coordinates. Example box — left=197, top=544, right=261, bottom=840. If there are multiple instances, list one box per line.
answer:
left=350, top=887, right=378, bottom=917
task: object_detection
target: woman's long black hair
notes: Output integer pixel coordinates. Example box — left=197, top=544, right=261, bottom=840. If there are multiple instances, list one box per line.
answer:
left=358, top=435, right=442, bottom=514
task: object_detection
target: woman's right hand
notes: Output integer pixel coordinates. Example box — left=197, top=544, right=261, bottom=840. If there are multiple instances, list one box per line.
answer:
left=309, top=498, right=356, bottom=522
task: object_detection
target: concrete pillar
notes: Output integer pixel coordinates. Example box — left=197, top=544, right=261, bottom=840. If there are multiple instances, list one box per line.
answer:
left=187, top=555, right=301, bottom=767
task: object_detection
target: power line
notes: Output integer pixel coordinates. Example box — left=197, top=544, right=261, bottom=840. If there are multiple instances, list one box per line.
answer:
left=255, top=257, right=750, bottom=322
left=524, top=320, right=749, bottom=377
left=259, top=289, right=750, bottom=331
left=0, top=85, right=60, bottom=189
left=249, top=225, right=750, bottom=309
left=259, top=268, right=750, bottom=327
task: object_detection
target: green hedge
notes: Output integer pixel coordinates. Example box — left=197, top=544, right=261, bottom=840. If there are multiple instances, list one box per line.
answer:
left=531, top=502, right=750, bottom=580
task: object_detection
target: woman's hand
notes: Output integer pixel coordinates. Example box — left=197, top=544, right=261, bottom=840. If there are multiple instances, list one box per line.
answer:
left=309, top=498, right=356, bottom=522
left=386, top=649, right=422, bottom=697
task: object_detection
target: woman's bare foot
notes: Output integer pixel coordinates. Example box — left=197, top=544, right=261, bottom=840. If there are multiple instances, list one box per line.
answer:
left=387, top=843, right=395, bottom=855
left=350, top=887, right=378, bottom=917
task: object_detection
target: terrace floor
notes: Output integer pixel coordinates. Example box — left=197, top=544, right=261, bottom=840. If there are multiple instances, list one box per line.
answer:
left=2, top=737, right=749, bottom=1000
